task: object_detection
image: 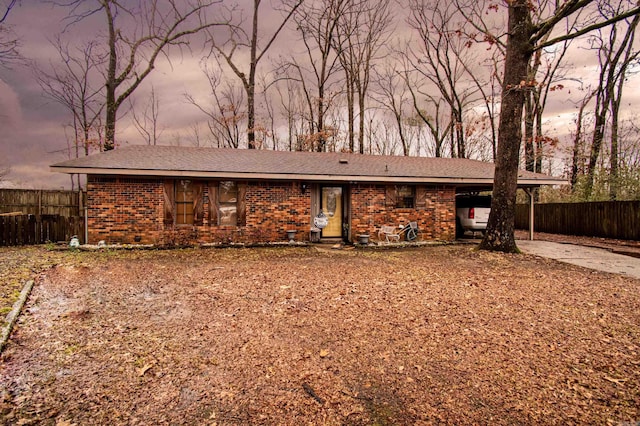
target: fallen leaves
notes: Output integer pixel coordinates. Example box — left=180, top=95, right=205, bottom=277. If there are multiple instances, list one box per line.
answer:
left=137, top=363, right=154, bottom=377
left=0, top=245, right=639, bottom=424
left=603, top=376, right=628, bottom=385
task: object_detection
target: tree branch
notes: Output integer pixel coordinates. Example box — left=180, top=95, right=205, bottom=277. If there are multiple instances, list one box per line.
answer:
left=534, top=5, right=640, bottom=51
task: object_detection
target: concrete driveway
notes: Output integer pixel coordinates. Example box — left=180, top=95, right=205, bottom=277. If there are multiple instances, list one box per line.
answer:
left=517, top=240, right=640, bottom=280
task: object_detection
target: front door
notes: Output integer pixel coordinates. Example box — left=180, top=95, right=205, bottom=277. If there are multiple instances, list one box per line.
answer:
left=321, top=186, right=343, bottom=238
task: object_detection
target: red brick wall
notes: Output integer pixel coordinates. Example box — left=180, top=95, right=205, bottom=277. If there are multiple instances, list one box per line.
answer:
left=350, top=184, right=455, bottom=242
left=87, top=177, right=455, bottom=245
left=244, top=181, right=310, bottom=241
left=87, top=177, right=164, bottom=244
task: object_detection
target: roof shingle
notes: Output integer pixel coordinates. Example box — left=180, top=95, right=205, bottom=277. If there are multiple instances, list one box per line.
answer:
left=50, top=145, right=566, bottom=186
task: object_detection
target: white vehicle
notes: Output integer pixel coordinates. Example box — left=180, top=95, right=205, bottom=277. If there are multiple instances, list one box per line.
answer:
left=456, top=195, right=491, bottom=237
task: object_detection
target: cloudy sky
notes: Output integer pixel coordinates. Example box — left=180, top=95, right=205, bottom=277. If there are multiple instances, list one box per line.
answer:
left=0, top=1, right=638, bottom=189
left=0, top=1, right=242, bottom=189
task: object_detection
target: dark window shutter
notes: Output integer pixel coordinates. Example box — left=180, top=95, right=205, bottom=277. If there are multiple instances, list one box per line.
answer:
left=237, top=182, right=247, bottom=226
left=208, top=182, right=218, bottom=226
left=193, top=182, right=204, bottom=226
left=385, top=185, right=397, bottom=208
left=163, top=180, right=175, bottom=225
left=416, top=186, right=427, bottom=209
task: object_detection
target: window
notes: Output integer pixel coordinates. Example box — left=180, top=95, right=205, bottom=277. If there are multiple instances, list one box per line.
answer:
left=396, top=185, right=415, bottom=208
left=218, top=181, right=238, bottom=226
left=176, top=180, right=195, bottom=225
left=163, top=179, right=204, bottom=226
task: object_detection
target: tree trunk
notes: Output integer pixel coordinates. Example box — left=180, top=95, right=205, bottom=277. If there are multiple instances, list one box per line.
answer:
left=358, top=89, right=365, bottom=154
left=346, top=75, right=355, bottom=152
left=524, top=91, right=535, bottom=172
left=317, top=86, right=325, bottom=152
left=479, top=0, right=533, bottom=253
left=534, top=94, right=544, bottom=174
left=584, top=101, right=607, bottom=199
left=609, top=80, right=622, bottom=200
left=247, top=83, right=256, bottom=149
left=455, top=109, right=465, bottom=158
left=104, top=0, right=117, bottom=151
left=247, top=1, right=259, bottom=149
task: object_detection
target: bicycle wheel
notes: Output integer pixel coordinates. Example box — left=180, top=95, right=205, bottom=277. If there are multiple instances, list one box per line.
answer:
left=406, top=227, right=418, bottom=241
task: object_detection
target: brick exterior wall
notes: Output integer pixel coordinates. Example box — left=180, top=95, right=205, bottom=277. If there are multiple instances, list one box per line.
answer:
left=87, top=177, right=164, bottom=244
left=244, top=181, right=310, bottom=242
left=86, top=176, right=456, bottom=245
left=349, top=184, right=455, bottom=242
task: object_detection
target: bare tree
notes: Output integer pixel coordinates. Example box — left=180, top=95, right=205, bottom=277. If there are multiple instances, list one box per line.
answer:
left=131, top=86, right=164, bottom=145
left=582, top=5, right=640, bottom=200
left=57, top=0, right=230, bottom=150
left=523, top=37, right=573, bottom=174
left=208, top=0, right=302, bottom=149
left=285, top=0, right=347, bottom=152
left=273, top=76, right=319, bottom=151
left=477, top=0, right=640, bottom=253
left=37, top=36, right=106, bottom=189
left=405, top=0, right=484, bottom=159
left=0, top=0, right=20, bottom=67
left=333, top=0, right=393, bottom=154
left=569, top=88, right=596, bottom=190
left=372, top=62, right=412, bottom=156
left=37, top=37, right=106, bottom=156
left=185, top=63, right=246, bottom=148
left=401, top=52, right=451, bottom=159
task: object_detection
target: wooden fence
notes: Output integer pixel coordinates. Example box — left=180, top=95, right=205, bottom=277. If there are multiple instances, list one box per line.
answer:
left=0, top=214, right=84, bottom=246
left=516, top=201, right=640, bottom=240
left=0, top=189, right=85, bottom=216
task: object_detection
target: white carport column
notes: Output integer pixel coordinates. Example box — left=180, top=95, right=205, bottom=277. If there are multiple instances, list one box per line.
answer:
left=524, top=188, right=535, bottom=241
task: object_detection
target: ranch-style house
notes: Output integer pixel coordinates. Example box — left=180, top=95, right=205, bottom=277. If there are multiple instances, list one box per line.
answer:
left=50, top=146, right=565, bottom=245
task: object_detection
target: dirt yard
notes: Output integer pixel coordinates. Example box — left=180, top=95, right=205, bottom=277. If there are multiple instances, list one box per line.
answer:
left=1, top=244, right=639, bottom=425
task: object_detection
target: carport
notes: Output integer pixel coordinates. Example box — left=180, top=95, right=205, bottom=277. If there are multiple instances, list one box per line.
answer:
left=455, top=181, right=560, bottom=241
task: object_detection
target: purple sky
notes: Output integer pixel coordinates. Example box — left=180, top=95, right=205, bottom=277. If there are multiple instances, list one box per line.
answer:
left=1, top=1, right=638, bottom=189
left=0, top=2, right=244, bottom=189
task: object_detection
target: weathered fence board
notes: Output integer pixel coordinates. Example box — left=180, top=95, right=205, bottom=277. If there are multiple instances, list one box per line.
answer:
left=516, top=201, right=640, bottom=240
left=0, top=215, right=84, bottom=246
left=0, top=189, right=85, bottom=216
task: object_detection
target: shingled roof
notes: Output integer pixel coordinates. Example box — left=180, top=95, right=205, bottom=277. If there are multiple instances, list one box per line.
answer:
left=50, top=145, right=565, bottom=187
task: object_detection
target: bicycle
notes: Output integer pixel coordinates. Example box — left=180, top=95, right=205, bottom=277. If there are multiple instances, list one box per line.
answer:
left=398, top=221, right=419, bottom=241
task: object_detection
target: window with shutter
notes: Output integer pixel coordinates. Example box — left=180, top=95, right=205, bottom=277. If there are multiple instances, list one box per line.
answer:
left=395, top=185, right=416, bottom=208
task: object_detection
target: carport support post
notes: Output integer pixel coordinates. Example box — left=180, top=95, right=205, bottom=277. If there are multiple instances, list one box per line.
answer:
left=525, top=188, right=534, bottom=241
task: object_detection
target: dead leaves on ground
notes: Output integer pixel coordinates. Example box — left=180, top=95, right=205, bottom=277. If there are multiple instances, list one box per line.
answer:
left=0, top=245, right=639, bottom=425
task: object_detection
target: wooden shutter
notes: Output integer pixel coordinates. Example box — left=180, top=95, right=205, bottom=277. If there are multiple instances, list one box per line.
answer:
left=163, top=180, right=175, bottom=225
left=416, top=186, right=427, bottom=210
left=385, top=185, right=397, bottom=208
left=208, top=182, right=218, bottom=226
left=193, top=182, right=204, bottom=226
left=237, top=182, right=247, bottom=226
